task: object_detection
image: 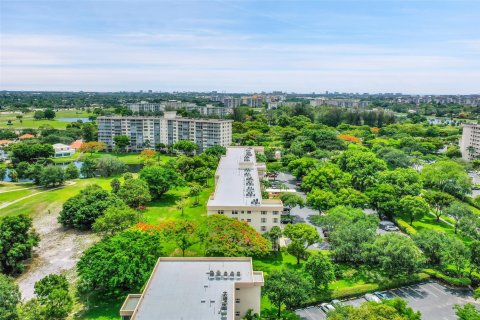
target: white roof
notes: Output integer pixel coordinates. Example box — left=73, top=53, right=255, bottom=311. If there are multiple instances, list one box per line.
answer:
left=132, top=258, right=256, bottom=320
left=208, top=147, right=263, bottom=207
left=52, top=143, right=71, bottom=150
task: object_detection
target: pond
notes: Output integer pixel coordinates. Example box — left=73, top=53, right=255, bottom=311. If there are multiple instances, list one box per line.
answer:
left=57, top=117, right=92, bottom=123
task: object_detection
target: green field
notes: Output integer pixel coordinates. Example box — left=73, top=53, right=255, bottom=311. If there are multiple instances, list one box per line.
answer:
left=0, top=110, right=94, bottom=129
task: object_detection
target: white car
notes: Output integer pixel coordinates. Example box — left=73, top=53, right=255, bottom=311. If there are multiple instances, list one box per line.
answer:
left=385, top=225, right=399, bottom=232
left=320, top=303, right=335, bottom=313
left=365, top=293, right=382, bottom=303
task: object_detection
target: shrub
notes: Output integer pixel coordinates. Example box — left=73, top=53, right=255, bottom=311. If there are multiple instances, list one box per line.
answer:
left=423, top=269, right=471, bottom=287
left=394, top=217, right=417, bottom=235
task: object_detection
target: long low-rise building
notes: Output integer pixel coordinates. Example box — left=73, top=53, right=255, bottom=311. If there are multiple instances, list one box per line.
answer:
left=120, top=257, right=264, bottom=320
left=97, top=111, right=232, bottom=152
left=207, top=146, right=283, bottom=233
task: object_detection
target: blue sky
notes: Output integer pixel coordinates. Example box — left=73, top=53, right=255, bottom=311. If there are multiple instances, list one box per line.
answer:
left=1, top=0, right=479, bottom=93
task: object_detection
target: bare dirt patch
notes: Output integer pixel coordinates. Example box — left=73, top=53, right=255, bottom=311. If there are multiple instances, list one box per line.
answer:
left=16, top=208, right=99, bottom=300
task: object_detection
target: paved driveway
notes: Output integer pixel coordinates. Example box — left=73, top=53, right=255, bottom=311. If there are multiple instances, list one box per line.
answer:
left=275, top=172, right=330, bottom=250
left=296, top=281, right=480, bottom=320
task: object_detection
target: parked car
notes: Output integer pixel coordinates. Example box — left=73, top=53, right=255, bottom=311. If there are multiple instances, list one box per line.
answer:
left=384, top=225, right=399, bottom=232
left=365, top=293, right=382, bottom=303
left=320, top=303, right=335, bottom=313
left=374, top=291, right=388, bottom=300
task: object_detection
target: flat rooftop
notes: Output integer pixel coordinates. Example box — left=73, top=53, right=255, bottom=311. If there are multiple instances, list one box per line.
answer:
left=131, top=257, right=257, bottom=320
left=208, top=147, right=267, bottom=207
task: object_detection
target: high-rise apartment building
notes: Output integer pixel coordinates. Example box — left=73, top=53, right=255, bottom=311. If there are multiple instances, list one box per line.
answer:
left=460, top=123, right=480, bottom=160
left=97, top=111, right=232, bottom=152
left=120, top=257, right=264, bottom=320
left=207, top=147, right=283, bottom=233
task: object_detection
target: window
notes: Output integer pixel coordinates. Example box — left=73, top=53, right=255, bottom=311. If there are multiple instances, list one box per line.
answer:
left=236, top=299, right=240, bottom=303
left=235, top=312, right=240, bottom=316
left=217, top=210, right=224, bottom=214
left=261, top=226, right=267, bottom=232
left=236, top=288, right=240, bottom=291
left=273, top=218, right=278, bottom=223
left=261, top=211, right=267, bottom=215
left=241, top=211, right=244, bottom=214
left=232, top=210, right=238, bottom=215
left=261, top=218, right=266, bottom=223
left=273, top=211, right=279, bottom=215
left=247, top=211, right=252, bottom=214
left=247, top=219, right=251, bottom=222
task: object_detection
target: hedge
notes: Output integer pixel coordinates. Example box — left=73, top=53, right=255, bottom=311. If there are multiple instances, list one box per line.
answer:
left=423, top=269, right=471, bottom=287
left=304, top=272, right=430, bottom=307
left=394, top=217, right=417, bottom=235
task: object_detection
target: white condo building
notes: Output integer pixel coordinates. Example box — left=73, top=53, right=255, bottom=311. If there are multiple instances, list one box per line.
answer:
left=460, top=123, right=480, bottom=160
left=207, top=147, right=283, bottom=233
left=97, top=112, right=232, bottom=152
left=120, top=257, right=264, bottom=320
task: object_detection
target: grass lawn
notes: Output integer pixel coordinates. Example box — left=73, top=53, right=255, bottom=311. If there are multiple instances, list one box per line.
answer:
left=0, top=110, right=94, bottom=129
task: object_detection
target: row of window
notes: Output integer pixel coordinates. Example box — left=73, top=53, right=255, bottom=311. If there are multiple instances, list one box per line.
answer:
left=219, top=210, right=279, bottom=215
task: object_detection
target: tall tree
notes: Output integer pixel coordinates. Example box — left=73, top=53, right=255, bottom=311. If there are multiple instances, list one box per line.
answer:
left=304, top=253, right=336, bottom=290
left=139, top=165, right=184, bottom=199
left=117, top=178, right=151, bottom=209
left=263, top=269, right=312, bottom=318
left=0, top=274, right=21, bottom=320
left=398, top=196, right=430, bottom=225
left=113, top=135, right=130, bottom=153
left=283, top=223, right=320, bottom=264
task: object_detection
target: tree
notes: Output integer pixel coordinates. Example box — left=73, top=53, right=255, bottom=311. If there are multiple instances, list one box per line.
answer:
left=0, top=166, right=6, bottom=182
left=79, top=141, right=106, bottom=154
left=327, top=298, right=421, bottom=320
left=336, top=188, right=370, bottom=209
left=173, top=140, right=198, bottom=154
left=188, top=182, right=202, bottom=205
left=33, top=274, right=73, bottom=320
left=398, top=196, right=430, bottom=225
left=96, top=155, right=126, bottom=177
left=113, top=135, right=130, bottom=152
left=8, top=169, right=18, bottom=182
left=77, top=230, right=163, bottom=297
left=330, top=219, right=377, bottom=264
left=40, top=165, right=65, bottom=187
left=301, top=163, right=351, bottom=192
left=304, top=253, right=335, bottom=290
left=423, top=190, right=454, bottom=222
left=0, top=214, right=39, bottom=275
left=264, top=226, right=282, bottom=253
left=164, top=220, right=199, bottom=257
left=280, top=193, right=305, bottom=209
left=117, top=178, right=151, bottom=209
left=336, top=146, right=387, bottom=191
left=139, top=165, right=184, bottom=199
left=421, top=160, right=472, bottom=198
left=204, top=145, right=226, bottom=158
left=306, top=188, right=339, bottom=213
left=378, top=168, right=422, bottom=198
left=443, top=201, right=473, bottom=233
left=413, top=230, right=448, bottom=265
left=470, top=241, right=480, bottom=277
left=64, top=163, right=79, bottom=180
left=263, top=269, right=312, bottom=318
left=176, top=197, right=188, bottom=216
left=80, top=156, right=97, bottom=178
left=140, top=149, right=157, bottom=164
left=10, top=143, right=54, bottom=163
left=283, top=223, right=320, bottom=264
left=363, top=233, right=424, bottom=277
left=287, top=157, right=320, bottom=179
left=110, top=178, right=121, bottom=194
left=441, top=237, right=470, bottom=276
left=58, top=184, right=125, bottom=230
left=0, top=274, right=21, bottom=320
left=43, top=109, right=56, bottom=120
left=454, top=304, right=480, bottom=320
left=204, top=215, right=270, bottom=257
left=34, top=110, right=45, bottom=120
left=92, top=204, right=138, bottom=237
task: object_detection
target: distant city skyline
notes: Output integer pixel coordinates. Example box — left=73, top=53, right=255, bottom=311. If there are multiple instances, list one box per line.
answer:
left=1, top=0, right=479, bottom=94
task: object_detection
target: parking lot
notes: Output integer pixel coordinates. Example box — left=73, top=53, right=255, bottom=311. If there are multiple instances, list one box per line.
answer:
left=296, top=281, right=480, bottom=320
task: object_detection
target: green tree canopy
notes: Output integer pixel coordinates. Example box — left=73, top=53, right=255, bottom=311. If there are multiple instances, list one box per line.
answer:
left=398, top=195, right=430, bottom=225
left=0, top=274, right=21, bottom=320
left=139, top=165, right=185, bottom=199
left=304, top=253, right=335, bottom=290
left=92, top=204, right=138, bottom=237
left=117, top=178, right=151, bottom=209
left=421, top=160, right=472, bottom=198
left=301, top=162, right=352, bottom=192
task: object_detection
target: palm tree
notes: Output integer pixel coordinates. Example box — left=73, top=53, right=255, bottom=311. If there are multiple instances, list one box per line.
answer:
left=189, top=183, right=202, bottom=205
left=176, top=198, right=188, bottom=216
left=265, top=226, right=283, bottom=254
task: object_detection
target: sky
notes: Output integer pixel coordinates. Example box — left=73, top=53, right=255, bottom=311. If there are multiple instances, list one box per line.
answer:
left=1, top=0, right=479, bottom=94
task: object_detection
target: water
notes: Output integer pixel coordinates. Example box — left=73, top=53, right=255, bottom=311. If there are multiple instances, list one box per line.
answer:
left=57, top=117, right=92, bottom=123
